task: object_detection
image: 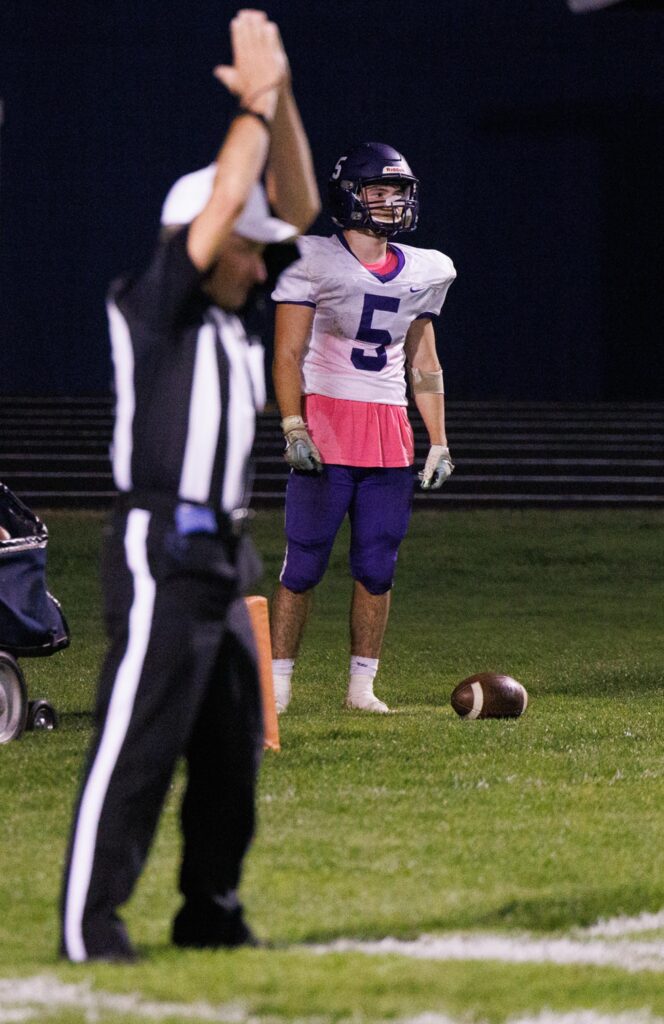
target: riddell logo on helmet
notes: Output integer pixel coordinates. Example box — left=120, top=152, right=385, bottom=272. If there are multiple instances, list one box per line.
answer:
left=382, top=166, right=402, bottom=173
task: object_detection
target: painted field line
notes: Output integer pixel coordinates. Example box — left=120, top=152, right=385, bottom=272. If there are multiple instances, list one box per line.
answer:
left=499, top=1015, right=664, bottom=1024
left=579, top=908, right=664, bottom=938
left=1, top=978, right=664, bottom=1024
left=0, top=975, right=246, bottom=1023
left=310, top=932, right=664, bottom=973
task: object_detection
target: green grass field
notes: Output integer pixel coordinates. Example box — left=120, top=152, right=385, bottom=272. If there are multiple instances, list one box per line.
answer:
left=1, top=507, right=663, bottom=1024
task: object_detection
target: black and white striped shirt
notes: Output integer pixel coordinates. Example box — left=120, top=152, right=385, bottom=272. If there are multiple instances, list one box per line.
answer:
left=107, top=228, right=261, bottom=513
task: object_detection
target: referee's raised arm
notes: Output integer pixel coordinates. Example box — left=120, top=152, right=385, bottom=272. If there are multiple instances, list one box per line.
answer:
left=188, top=10, right=288, bottom=272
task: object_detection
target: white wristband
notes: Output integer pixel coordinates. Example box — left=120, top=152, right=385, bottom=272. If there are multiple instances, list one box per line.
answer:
left=281, top=415, right=306, bottom=434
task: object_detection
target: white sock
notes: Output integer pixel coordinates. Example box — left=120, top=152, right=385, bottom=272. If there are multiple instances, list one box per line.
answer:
left=272, top=658, right=294, bottom=714
left=349, top=655, right=379, bottom=679
left=346, top=657, right=389, bottom=712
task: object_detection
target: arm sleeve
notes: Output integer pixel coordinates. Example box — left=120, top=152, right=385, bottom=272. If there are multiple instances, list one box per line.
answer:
left=271, top=239, right=316, bottom=306
left=111, top=226, right=204, bottom=333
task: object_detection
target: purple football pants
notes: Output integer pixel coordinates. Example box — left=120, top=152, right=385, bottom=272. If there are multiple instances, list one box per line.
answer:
left=280, top=465, right=414, bottom=596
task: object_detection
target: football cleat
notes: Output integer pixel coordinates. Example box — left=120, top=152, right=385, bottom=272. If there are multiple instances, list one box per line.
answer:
left=345, top=692, right=391, bottom=714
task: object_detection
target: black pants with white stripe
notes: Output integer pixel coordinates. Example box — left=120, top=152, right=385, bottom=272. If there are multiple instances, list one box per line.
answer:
left=60, top=506, right=263, bottom=961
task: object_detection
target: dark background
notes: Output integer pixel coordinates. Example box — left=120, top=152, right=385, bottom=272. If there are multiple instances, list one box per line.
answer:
left=1, top=0, right=662, bottom=400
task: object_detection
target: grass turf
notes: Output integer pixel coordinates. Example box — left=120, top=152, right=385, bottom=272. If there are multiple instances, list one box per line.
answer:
left=0, top=507, right=663, bottom=1022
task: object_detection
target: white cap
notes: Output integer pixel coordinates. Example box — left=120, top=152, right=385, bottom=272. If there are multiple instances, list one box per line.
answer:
left=160, top=164, right=297, bottom=244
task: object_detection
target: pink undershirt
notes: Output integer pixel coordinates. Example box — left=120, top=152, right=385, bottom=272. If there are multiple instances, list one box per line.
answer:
left=363, top=248, right=400, bottom=276
left=304, top=246, right=414, bottom=468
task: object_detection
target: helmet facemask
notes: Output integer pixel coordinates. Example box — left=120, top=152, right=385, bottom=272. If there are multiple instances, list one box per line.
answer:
left=357, top=178, right=419, bottom=236
left=337, top=176, right=419, bottom=237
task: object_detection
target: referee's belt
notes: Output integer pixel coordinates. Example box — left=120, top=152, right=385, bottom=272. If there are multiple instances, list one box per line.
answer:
left=116, top=490, right=253, bottom=538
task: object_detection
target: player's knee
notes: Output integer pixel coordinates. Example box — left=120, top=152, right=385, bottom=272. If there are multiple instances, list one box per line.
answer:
left=354, top=573, right=393, bottom=595
left=280, top=541, right=330, bottom=592
left=350, top=549, right=397, bottom=595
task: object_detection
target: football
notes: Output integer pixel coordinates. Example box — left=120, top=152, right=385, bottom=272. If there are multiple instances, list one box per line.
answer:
left=451, top=672, right=528, bottom=719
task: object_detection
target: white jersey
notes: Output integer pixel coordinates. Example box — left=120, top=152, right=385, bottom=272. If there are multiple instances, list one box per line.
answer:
left=271, top=234, right=456, bottom=406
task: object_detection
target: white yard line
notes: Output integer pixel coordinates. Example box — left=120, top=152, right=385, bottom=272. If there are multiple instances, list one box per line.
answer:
left=395, top=1016, right=664, bottom=1024
left=579, top=908, right=664, bottom=938
left=0, top=976, right=663, bottom=1024
left=1, top=977, right=663, bottom=1024
left=310, top=932, right=664, bottom=973
left=395, top=1015, right=664, bottom=1024
left=0, top=975, right=246, bottom=1023
left=504, top=1015, right=664, bottom=1024
left=1, top=974, right=664, bottom=1024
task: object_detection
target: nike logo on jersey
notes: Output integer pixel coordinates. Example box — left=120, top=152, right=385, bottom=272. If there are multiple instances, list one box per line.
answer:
left=410, top=286, right=425, bottom=293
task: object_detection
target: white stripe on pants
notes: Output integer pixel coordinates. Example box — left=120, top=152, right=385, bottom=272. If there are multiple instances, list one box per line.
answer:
left=63, top=509, right=154, bottom=962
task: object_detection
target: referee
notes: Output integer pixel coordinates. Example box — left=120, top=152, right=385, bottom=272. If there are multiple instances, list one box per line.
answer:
left=60, top=10, right=319, bottom=962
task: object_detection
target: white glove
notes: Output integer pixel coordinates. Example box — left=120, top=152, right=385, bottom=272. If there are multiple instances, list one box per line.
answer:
left=281, top=415, right=323, bottom=473
left=419, top=444, right=454, bottom=490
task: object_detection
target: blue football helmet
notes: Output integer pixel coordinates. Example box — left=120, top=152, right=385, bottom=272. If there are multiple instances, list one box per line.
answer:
left=328, top=142, right=419, bottom=237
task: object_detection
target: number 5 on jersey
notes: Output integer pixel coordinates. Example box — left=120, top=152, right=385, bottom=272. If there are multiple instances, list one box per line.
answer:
left=352, top=293, right=400, bottom=372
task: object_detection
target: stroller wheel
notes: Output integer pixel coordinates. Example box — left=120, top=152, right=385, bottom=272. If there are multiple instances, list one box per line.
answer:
left=0, top=652, right=28, bottom=743
left=26, top=699, right=59, bottom=732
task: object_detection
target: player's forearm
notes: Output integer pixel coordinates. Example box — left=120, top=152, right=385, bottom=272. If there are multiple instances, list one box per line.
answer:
left=273, top=350, right=305, bottom=419
left=266, top=83, right=321, bottom=231
left=414, top=392, right=447, bottom=446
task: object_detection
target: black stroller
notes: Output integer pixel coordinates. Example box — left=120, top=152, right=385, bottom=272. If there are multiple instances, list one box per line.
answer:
left=0, top=483, right=69, bottom=743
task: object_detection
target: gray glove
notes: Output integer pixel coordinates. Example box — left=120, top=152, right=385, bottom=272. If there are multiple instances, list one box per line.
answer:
left=281, top=415, right=323, bottom=473
left=419, top=444, right=454, bottom=490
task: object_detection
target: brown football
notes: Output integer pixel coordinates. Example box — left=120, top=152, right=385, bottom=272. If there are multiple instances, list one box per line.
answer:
left=451, top=672, right=528, bottom=719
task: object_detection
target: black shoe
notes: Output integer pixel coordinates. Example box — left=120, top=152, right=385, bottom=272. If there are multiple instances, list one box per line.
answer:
left=60, top=913, right=138, bottom=963
left=87, top=946, right=138, bottom=964
left=172, top=897, right=262, bottom=949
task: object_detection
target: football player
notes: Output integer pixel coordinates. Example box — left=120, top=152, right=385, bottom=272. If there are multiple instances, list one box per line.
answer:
left=270, top=141, right=456, bottom=714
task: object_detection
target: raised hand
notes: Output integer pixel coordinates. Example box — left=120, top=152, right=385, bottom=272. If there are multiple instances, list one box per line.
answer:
left=213, top=9, right=288, bottom=119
